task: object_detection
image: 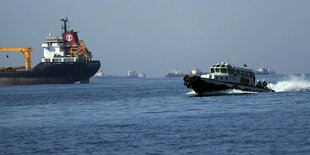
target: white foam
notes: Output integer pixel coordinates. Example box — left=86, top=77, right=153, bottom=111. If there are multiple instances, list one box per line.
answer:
left=269, top=74, right=310, bottom=92
left=186, top=89, right=255, bottom=96
left=186, top=90, right=197, bottom=95
left=227, top=89, right=256, bottom=94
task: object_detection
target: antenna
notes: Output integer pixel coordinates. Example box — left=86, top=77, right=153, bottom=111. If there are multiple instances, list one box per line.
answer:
left=233, top=49, right=235, bottom=66
left=61, top=16, right=68, bottom=33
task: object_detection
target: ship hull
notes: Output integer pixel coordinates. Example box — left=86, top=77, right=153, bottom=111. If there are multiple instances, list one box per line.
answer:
left=165, top=74, right=187, bottom=78
left=0, top=61, right=100, bottom=86
left=255, top=72, right=276, bottom=75
left=184, top=75, right=274, bottom=95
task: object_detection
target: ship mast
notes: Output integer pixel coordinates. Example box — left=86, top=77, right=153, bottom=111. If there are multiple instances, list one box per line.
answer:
left=61, top=17, right=69, bottom=54
left=61, top=17, right=68, bottom=34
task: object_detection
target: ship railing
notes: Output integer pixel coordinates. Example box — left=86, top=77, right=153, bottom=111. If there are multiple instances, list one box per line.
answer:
left=42, top=57, right=77, bottom=63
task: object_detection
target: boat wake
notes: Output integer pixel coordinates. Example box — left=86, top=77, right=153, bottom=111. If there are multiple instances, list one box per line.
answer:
left=269, top=75, right=310, bottom=92
left=187, top=89, right=256, bottom=97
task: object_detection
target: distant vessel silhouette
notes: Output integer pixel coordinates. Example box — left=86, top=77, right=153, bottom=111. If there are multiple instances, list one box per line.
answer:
left=94, top=71, right=103, bottom=77
left=255, top=66, right=276, bottom=75
left=165, top=69, right=186, bottom=77
left=128, top=70, right=146, bottom=78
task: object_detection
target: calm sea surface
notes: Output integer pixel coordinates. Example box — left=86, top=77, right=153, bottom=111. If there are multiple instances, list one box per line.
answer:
left=0, top=74, right=310, bottom=154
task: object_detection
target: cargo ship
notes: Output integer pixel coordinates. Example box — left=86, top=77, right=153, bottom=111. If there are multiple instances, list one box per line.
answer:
left=0, top=17, right=100, bottom=86
left=164, top=69, right=186, bottom=77
left=255, top=66, right=276, bottom=75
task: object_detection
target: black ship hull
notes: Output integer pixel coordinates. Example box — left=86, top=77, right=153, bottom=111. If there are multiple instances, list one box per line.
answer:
left=0, top=61, right=100, bottom=86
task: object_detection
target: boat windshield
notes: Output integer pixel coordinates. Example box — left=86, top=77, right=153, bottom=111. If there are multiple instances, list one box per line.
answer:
left=211, top=68, right=214, bottom=73
left=220, top=68, right=227, bottom=73
left=241, top=71, right=244, bottom=76
left=249, top=72, right=253, bottom=78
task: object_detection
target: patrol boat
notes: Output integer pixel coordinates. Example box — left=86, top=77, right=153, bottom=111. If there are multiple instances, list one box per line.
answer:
left=183, top=62, right=274, bottom=94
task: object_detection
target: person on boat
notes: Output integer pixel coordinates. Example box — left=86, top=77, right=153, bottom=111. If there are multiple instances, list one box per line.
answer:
left=256, top=80, right=262, bottom=88
left=253, top=75, right=256, bottom=86
left=262, top=80, right=267, bottom=88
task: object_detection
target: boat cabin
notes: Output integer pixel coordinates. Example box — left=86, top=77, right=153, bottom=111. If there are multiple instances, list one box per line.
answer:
left=201, top=62, right=255, bottom=86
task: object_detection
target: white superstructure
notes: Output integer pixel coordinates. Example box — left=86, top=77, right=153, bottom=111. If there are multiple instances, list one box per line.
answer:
left=201, top=62, right=255, bottom=86
left=95, top=71, right=103, bottom=77
left=42, top=36, right=76, bottom=63
left=41, top=17, right=92, bottom=64
left=128, top=70, right=138, bottom=78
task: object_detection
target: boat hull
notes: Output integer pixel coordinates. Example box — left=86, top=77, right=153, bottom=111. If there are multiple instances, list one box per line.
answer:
left=184, top=75, right=274, bottom=94
left=0, top=61, right=100, bottom=86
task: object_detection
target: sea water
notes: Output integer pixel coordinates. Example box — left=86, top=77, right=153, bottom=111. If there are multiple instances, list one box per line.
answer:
left=0, top=74, right=310, bottom=154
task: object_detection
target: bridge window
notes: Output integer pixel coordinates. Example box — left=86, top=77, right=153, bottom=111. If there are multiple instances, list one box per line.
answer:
left=215, top=68, right=219, bottom=73
left=241, top=71, right=244, bottom=76
left=237, top=70, right=240, bottom=76
left=53, top=59, right=62, bottom=62
left=220, top=68, right=227, bottom=73
left=211, top=68, right=214, bottom=73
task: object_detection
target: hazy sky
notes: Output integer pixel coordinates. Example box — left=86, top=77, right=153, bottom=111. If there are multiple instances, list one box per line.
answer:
left=0, top=0, right=310, bottom=77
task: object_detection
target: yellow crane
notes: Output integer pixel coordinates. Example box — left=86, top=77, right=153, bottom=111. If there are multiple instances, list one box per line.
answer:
left=70, top=40, right=90, bottom=61
left=0, top=47, right=32, bottom=70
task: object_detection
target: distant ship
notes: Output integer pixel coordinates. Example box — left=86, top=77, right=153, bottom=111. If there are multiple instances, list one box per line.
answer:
left=138, top=72, right=146, bottom=78
left=190, top=68, right=203, bottom=76
left=128, top=70, right=146, bottom=78
left=165, top=69, right=186, bottom=77
left=0, top=17, right=100, bottom=86
left=94, top=71, right=103, bottom=77
left=255, top=66, right=276, bottom=75
left=128, top=70, right=138, bottom=78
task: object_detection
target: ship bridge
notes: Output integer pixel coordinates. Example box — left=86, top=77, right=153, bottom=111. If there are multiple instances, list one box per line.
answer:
left=41, top=18, right=92, bottom=63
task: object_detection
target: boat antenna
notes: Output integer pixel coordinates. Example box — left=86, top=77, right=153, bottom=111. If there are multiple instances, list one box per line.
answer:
left=233, top=49, right=236, bottom=66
